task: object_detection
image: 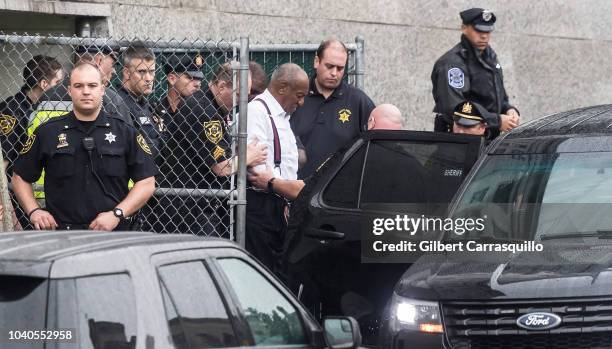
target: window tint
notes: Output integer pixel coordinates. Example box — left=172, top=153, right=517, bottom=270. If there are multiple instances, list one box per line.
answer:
left=0, top=275, right=47, bottom=349
left=217, top=258, right=306, bottom=346
left=361, top=141, right=468, bottom=208
left=322, top=145, right=366, bottom=208
left=158, top=261, right=237, bottom=349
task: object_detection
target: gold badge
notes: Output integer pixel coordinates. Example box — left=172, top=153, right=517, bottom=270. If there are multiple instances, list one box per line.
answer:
left=20, top=134, right=36, bottom=154
left=338, top=108, right=352, bottom=123
left=462, top=102, right=473, bottom=114
left=203, top=120, right=223, bottom=144
left=194, top=54, right=204, bottom=67
left=136, top=134, right=152, bottom=155
left=0, top=114, right=17, bottom=135
left=213, top=145, right=226, bottom=161
left=57, top=133, right=69, bottom=148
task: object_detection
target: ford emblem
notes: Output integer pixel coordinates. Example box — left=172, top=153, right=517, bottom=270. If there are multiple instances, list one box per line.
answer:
left=516, top=312, right=562, bottom=330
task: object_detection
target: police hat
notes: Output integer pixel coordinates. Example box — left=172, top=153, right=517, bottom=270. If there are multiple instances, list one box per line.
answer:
left=460, top=8, right=496, bottom=32
left=453, top=101, right=486, bottom=127
left=164, top=54, right=205, bottom=80
left=75, top=44, right=119, bottom=61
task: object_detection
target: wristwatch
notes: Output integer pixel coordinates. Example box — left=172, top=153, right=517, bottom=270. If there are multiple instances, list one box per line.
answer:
left=113, top=207, right=125, bottom=221
left=267, top=177, right=276, bottom=193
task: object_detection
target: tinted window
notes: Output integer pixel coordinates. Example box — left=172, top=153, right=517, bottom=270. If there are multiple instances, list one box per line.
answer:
left=322, top=145, right=366, bottom=208
left=217, top=258, right=306, bottom=346
left=158, top=261, right=237, bottom=349
left=0, top=275, right=47, bottom=349
left=361, top=141, right=468, bottom=206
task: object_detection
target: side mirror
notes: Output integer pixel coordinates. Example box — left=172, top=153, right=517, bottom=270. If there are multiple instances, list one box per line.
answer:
left=323, top=316, right=362, bottom=349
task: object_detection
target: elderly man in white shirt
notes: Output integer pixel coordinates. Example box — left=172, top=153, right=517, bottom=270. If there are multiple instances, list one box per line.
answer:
left=245, top=63, right=309, bottom=273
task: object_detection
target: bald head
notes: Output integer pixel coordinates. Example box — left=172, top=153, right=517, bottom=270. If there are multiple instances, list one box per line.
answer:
left=367, top=104, right=404, bottom=130
left=268, top=63, right=309, bottom=113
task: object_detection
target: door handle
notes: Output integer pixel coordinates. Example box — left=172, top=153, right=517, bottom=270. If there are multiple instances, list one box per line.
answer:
left=304, top=227, right=345, bottom=240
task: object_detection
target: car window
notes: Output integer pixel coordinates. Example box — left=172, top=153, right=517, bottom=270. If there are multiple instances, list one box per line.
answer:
left=322, top=145, right=366, bottom=208
left=361, top=140, right=468, bottom=208
left=217, top=258, right=306, bottom=346
left=158, top=261, right=238, bottom=349
left=0, top=275, right=47, bottom=349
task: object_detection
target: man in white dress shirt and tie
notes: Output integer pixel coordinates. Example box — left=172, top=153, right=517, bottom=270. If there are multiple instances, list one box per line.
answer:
left=245, top=63, right=309, bottom=273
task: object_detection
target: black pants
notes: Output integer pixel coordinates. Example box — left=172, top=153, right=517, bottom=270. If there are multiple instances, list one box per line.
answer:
left=434, top=114, right=452, bottom=133
left=245, top=190, right=287, bottom=276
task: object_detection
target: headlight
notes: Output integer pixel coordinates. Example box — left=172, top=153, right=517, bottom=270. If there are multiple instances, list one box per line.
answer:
left=389, top=293, right=443, bottom=334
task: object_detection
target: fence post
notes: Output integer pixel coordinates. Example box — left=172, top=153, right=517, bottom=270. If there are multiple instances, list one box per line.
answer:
left=0, top=149, right=13, bottom=231
left=354, top=36, right=365, bottom=90
left=235, top=36, right=250, bottom=247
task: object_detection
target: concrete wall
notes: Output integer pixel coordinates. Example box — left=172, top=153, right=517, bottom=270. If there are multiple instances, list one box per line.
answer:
left=2, top=0, right=612, bottom=130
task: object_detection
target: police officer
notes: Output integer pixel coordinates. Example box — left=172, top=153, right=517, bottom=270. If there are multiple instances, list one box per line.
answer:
left=118, top=45, right=163, bottom=157
left=432, top=8, right=519, bottom=139
left=452, top=100, right=488, bottom=136
left=290, top=38, right=375, bottom=179
left=0, top=55, right=63, bottom=172
left=11, top=61, right=157, bottom=231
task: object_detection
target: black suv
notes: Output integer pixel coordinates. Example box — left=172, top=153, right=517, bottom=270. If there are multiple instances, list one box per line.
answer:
left=381, top=105, right=612, bottom=348
left=0, top=231, right=362, bottom=349
left=285, top=130, right=483, bottom=345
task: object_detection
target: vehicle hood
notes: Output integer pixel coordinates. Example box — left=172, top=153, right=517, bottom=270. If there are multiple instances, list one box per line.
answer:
left=396, top=241, right=612, bottom=300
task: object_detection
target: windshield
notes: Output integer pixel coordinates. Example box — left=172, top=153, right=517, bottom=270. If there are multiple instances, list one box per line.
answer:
left=450, top=152, right=612, bottom=241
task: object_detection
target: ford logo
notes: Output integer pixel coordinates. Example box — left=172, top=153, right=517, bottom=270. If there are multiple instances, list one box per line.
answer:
left=516, top=312, right=562, bottom=330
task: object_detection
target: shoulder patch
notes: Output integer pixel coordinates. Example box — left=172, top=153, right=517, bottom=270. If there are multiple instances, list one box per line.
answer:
left=448, top=67, right=465, bottom=89
left=0, top=114, right=17, bottom=135
left=20, top=134, right=36, bottom=154
left=136, top=134, right=152, bottom=155
left=203, top=120, right=223, bottom=144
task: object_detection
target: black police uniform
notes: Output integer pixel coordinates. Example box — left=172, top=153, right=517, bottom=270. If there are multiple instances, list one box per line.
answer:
left=432, top=8, right=517, bottom=138
left=290, top=78, right=375, bottom=179
left=117, top=87, right=163, bottom=157
left=13, top=110, right=158, bottom=230
left=163, top=88, right=232, bottom=236
left=0, top=87, right=36, bottom=173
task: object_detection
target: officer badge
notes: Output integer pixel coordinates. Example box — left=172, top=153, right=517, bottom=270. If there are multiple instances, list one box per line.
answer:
left=57, top=133, right=69, bottom=148
left=338, top=108, right=352, bottom=123
left=204, top=120, right=223, bottom=144
left=104, top=132, right=117, bottom=144
left=20, top=134, right=36, bottom=154
left=0, top=114, right=16, bottom=136
left=195, top=54, right=204, bottom=67
left=448, top=67, right=465, bottom=89
left=462, top=102, right=473, bottom=114
left=482, top=10, right=493, bottom=22
left=136, top=134, right=152, bottom=155
left=213, top=145, right=226, bottom=161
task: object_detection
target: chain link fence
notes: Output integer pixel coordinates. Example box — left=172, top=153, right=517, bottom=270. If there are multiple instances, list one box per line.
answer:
left=0, top=34, right=363, bottom=240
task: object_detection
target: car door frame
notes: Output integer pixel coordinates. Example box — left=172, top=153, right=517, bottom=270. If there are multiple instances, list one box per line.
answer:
left=205, top=247, right=326, bottom=349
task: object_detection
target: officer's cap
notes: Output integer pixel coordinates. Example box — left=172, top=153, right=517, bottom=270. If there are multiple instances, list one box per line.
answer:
left=460, top=8, right=496, bottom=32
left=453, top=101, right=486, bottom=127
left=75, top=44, right=119, bottom=61
left=164, top=54, right=205, bottom=80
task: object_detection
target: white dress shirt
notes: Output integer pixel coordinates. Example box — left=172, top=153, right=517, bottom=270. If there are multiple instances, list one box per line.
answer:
left=246, top=89, right=298, bottom=180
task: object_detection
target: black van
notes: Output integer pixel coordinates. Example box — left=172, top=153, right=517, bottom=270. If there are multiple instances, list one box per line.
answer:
left=380, top=105, right=612, bottom=348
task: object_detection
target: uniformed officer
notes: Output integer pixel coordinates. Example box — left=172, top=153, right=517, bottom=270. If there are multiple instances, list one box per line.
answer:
left=118, top=45, right=162, bottom=156
left=11, top=61, right=157, bottom=231
left=290, top=38, right=375, bottom=179
left=0, top=55, right=63, bottom=172
left=431, top=8, right=520, bottom=138
left=165, top=63, right=265, bottom=236
left=452, top=100, right=488, bottom=136
left=245, top=63, right=309, bottom=273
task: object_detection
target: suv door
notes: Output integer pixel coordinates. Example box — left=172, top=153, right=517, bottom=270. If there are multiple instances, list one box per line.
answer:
left=285, top=130, right=482, bottom=345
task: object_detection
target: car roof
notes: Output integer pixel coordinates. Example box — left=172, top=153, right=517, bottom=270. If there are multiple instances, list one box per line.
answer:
left=491, top=105, right=612, bottom=154
left=0, top=230, right=237, bottom=262
left=506, top=104, right=612, bottom=139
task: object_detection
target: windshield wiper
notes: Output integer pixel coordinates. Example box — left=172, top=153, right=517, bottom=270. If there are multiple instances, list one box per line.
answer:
left=540, top=230, right=612, bottom=241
